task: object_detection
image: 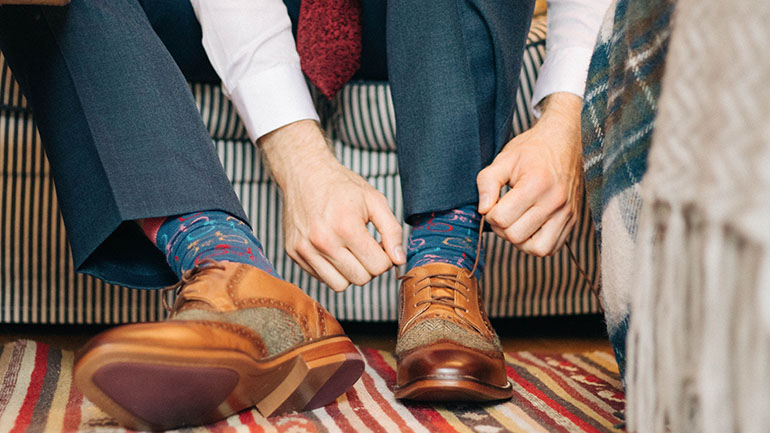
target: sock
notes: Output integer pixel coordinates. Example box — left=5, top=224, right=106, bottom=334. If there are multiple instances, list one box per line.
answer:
left=140, top=211, right=280, bottom=279
left=406, top=204, right=484, bottom=280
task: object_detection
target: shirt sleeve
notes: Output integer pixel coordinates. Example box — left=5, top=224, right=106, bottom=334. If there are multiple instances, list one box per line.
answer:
left=190, top=0, right=319, bottom=141
left=531, top=0, right=613, bottom=116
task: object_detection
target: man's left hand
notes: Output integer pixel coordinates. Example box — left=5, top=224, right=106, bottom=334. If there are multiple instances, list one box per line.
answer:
left=476, top=92, right=583, bottom=257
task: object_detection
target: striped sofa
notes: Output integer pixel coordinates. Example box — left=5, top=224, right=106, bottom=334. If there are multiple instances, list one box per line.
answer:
left=0, top=15, right=600, bottom=325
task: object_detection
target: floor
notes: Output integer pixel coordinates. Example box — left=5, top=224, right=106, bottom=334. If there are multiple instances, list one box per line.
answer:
left=0, top=315, right=613, bottom=354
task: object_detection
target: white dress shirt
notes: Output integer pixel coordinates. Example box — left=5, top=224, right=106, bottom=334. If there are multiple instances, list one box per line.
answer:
left=532, top=0, right=612, bottom=116
left=190, top=0, right=611, bottom=141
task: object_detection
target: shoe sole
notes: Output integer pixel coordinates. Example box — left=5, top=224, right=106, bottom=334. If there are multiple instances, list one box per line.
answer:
left=74, top=333, right=364, bottom=431
left=395, top=377, right=513, bottom=401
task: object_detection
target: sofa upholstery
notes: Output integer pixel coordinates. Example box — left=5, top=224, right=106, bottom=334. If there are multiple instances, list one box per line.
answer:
left=0, top=15, right=600, bottom=324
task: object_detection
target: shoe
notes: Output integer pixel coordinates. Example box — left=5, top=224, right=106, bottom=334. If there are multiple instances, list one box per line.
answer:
left=73, top=260, right=364, bottom=431
left=394, top=262, right=512, bottom=401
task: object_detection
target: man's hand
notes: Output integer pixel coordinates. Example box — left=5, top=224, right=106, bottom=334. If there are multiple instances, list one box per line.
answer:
left=476, top=93, right=583, bottom=257
left=259, top=119, right=405, bottom=292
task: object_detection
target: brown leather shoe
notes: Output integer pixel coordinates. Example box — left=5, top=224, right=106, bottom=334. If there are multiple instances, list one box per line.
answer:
left=73, top=261, right=364, bottom=431
left=394, top=263, right=512, bottom=401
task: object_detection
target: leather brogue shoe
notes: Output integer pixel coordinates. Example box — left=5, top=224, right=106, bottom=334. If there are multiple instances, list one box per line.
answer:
left=394, top=262, right=511, bottom=401
left=74, top=261, right=364, bottom=431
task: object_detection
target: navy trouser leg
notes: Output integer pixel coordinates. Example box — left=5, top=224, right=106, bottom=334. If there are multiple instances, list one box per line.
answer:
left=0, top=1, right=247, bottom=289
left=387, top=0, right=535, bottom=222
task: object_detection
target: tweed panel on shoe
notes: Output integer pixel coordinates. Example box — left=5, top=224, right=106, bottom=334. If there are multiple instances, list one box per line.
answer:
left=172, top=308, right=304, bottom=357
left=395, top=318, right=502, bottom=357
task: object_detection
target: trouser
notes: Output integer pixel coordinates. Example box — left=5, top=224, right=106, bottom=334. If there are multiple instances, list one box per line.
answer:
left=284, top=0, right=535, bottom=223
left=0, top=0, right=535, bottom=287
left=0, top=0, right=246, bottom=289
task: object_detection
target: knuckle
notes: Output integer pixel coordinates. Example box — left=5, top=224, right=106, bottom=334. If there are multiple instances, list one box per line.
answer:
left=351, top=274, right=370, bottom=287
left=476, top=168, right=491, bottom=183
left=486, top=211, right=503, bottom=227
left=335, top=220, right=356, bottom=239
left=530, top=242, right=551, bottom=257
left=371, top=257, right=391, bottom=276
left=551, top=188, right=569, bottom=207
left=387, top=223, right=403, bottom=238
left=308, top=228, right=333, bottom=252
left=292, top=240, right=311, bottom=257
left=529, top=177, right=549, bottom=194
left=509, top=230, right=528, bottom=245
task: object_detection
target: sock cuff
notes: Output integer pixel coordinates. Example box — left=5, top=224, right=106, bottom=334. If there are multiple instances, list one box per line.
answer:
left=138, top=217, right=167, bottom=244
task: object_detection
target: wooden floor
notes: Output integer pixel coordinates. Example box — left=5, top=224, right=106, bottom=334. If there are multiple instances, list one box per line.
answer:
left=0, top=315, right=612, bottom=354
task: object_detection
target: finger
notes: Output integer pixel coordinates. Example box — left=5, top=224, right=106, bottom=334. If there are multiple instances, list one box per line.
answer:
left=485, top=179, right=544, bottom=230
left=367, top=193, right=405, bottom=265
left=489, top=224, right=509, bottom=244
left=501, top=204, right=554, bottom=245
left=299, top=246, right=351, bottom=292
left=552, top=221, right=574, bottom=253
left=321, top=247, right=375, bottom=287
left=476, top=154, right=515, bottom=214
left=287, top=247, right=321, bottom=280
left=516, top=207, right=572, bottom=257
left=345, top=221, right=393, bottom=277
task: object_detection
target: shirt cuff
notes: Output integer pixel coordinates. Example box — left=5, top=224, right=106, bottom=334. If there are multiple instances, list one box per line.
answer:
left=229, top=64, right=320, bottom=141
left=531, top=46, right=594, bottom=117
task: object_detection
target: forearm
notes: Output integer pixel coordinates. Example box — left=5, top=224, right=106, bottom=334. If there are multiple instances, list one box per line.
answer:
left=259, top=119, right=336, bottom=190
left=535, top=92, right=582, bottom=148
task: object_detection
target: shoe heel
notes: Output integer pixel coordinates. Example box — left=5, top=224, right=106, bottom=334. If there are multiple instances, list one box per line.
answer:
left=255, top=349, right=364, bottom=416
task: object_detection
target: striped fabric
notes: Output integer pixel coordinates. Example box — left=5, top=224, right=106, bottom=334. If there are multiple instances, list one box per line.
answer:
left=0, top=339, right=625, bottom=432
left=0, top=15, right=600, bottom=324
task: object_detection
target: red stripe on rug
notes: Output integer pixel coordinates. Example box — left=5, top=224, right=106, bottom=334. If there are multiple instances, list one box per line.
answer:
left=10, top=342, right=49, bottom=433
left=360, top=373, right=415, bottom=433
left=61, top=379, right=83, bottom=433
left=361, top=349, right=458, bottom=433
left=507, top=369, right=571, bottom=433
left=237, top=411, right=264, bottom=433
left=344, top=387, right=387, bottom=433
left=507, top=363, right=604, bottom=433
left=323, top=401, right=358, bottom=433
left=360, top=349, right=396, bottom=384
left=510, top=353, right=618, bottom=424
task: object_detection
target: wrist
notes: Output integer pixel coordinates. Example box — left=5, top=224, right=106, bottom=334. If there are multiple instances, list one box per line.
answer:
left=538, top=92, right=582, bottom=124
left=258, top=119, right=337, bottom=189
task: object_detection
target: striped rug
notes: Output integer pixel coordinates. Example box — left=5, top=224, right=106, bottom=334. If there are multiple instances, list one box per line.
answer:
left=0, top=340, right=625, bottom=433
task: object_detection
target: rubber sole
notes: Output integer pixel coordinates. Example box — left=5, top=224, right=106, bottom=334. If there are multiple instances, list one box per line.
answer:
left=74, top=334, right=364, bottom=431
left=394, top=377, right=513, bottom=402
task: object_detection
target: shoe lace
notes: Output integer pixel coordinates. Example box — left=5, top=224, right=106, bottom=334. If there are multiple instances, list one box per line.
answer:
left=396, top=215, right=603, bottom=312
left=161, top=259, right=225, bottom=313
left=396, top=216, right=486, bottom=313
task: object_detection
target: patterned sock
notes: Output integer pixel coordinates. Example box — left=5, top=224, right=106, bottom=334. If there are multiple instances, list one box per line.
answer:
left=406, top=204, right=484, bottom=280
left=139, top=211, right=280, bottom=279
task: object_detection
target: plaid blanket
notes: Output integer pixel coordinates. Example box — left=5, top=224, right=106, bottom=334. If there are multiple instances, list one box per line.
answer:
left=580, top=0, right=676, bottom=380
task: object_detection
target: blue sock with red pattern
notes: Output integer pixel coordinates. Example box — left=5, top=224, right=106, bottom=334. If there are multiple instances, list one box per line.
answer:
left=140, top=211, right=280, bottom=279
left=406, top=204, right=484, bottom=280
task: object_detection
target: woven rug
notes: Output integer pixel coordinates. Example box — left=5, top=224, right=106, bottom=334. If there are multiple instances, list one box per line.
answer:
left=0, top=340, right=624, bottom=433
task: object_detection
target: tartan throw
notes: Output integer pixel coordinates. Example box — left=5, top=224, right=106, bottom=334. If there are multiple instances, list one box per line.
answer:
left=626, top=0, right=770, bottom=431
left=580, top=0, right=675, bottom=378
left=0, top=340, right=625, bottom=432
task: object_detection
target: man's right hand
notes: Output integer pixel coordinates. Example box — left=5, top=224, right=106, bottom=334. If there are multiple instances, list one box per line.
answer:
left=259, top=119, right=405, bottom=292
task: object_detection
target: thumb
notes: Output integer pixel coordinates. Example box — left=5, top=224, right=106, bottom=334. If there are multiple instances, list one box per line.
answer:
left=476, top=156, right=512, bottom=214
left=367, top=194, right=405, bottom=265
